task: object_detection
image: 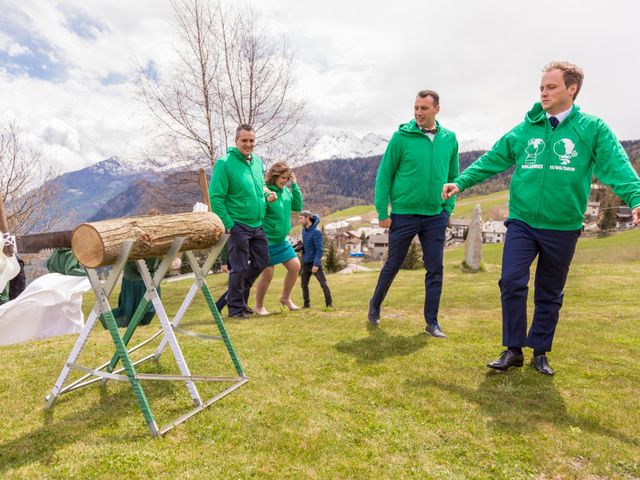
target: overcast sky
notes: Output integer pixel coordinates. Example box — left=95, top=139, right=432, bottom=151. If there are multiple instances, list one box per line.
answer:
left=1, top=0, right=639, bottom=174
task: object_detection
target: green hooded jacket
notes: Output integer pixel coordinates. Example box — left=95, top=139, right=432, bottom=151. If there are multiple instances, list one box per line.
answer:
left=375, top=119, right=459, bottom=220
left=46, top=248, right=86, bottom=276
left=209, top=147, right=267, bottom=230
left=454, top=103, right=640, bottom=230
left=262, top=183, right=303, bottom=244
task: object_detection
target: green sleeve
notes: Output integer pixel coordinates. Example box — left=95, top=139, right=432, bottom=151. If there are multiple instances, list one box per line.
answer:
left=46, top=249, right=86, bottom=276
left=375, top=134, right=402, bottom=220
left=455, top=132, right=516, bottom=192
left=443, top=137, right=460, bottom=214
left=209, top=161, right=234, bottom=231
left=291, top=183, right=303, bottom=212
left=592, top=122, right=640, bottom=209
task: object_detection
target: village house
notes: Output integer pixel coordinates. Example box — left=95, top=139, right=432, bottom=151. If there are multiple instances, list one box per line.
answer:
left=449, top=218, right=471, bottom=240
left=367, top=233, right=389, bottom=260
left=345, top=237, right=362, bottom=254
left=584, top=201, right=600, bottom=221
left=482, top=220, right=507, bottom=243
left=616, top=206, right=633, bottom=229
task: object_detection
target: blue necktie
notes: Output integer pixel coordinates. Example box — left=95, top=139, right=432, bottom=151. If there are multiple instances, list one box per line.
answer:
left=549, top=116, right=559, bottom=130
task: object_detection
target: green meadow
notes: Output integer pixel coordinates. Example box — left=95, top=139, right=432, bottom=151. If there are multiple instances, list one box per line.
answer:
left=0, top=228, right=638, bottom=479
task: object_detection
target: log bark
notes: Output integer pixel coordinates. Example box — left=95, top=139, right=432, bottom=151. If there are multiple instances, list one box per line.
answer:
left=72, top=212, right=224, bottom=268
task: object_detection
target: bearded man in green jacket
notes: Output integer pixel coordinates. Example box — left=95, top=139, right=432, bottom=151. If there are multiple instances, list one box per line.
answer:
left=369, top=89, right=460, bottom=337
left=443, top=61, right=640, bottom=375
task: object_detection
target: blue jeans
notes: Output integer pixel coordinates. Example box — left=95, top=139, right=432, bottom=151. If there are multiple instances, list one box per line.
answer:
left=499, top=219, right=581, bottom=352
left=369, top=212, right=449, bottom=325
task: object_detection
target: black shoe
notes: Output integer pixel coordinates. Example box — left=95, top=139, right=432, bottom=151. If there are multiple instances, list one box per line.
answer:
left=487, top=349, right=524, bottom=371
left=229, top=312, right=250, bottom=319
left=531, top=354, right=555, bottom=375
left=302, top=305, right=310, bottom=309
left=425, top=323, right=446, bottom=338
left=367, top=301, right=380, bottom=326
left=243, top=306, right=254, bottom=315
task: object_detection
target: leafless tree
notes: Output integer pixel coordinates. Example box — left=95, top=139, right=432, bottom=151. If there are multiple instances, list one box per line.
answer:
left=137, top=0, right=311, bottom=169
left=0, top=122, right=60, bottom=234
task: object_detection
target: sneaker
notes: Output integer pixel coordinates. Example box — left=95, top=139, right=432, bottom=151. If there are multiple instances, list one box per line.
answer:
left=425, top=324, right=446, bottom=338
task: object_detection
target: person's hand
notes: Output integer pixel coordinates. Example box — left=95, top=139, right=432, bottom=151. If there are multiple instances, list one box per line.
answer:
left=442, top=183, right=460, bottom=199
left=312, top=266, right=319, bottom=273
left=633, top=206, right=640, bottom=225
left=221, top=265, right=229, bottom=273
left=379, top=218, right=391, bottom=229
left=290, top=172, right=297, bottom=184
left=266, top=191, right=277, bottom=203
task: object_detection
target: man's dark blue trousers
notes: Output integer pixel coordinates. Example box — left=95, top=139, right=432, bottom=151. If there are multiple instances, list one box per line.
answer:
left=225, top=222, right=269, bottom=316
left=370, top=211, right=449, bottom=325
left=500, top=219, right=581, bottom=352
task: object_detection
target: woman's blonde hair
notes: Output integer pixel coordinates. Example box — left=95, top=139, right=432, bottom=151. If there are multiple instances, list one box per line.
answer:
left=265, top=161, right=291, bottom=186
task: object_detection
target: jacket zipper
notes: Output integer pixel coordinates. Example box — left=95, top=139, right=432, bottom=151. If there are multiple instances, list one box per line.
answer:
left=536, top=122, right=553, bottom=226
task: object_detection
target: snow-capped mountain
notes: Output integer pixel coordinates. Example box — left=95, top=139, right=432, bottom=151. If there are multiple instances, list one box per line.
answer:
left=307, top=131, right=389, bottom=162
left=85, top=156, right=132, bottom=176
left=459, top=138, right=492, bottom=152
left=307, top=130, right=489, bottom=163
left=88, top=155, right=196, bottom=175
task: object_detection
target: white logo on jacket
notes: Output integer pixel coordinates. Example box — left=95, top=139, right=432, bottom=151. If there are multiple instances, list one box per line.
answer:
left=553, top=139, right=578, bottom=165
left=525, top=138, right=545, bottom=165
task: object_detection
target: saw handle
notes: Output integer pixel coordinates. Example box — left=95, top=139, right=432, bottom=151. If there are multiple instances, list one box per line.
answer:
left=199, top=168, right=211, bottom=211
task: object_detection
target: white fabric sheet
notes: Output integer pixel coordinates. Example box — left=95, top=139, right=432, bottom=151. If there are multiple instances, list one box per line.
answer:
left=0, top=273, right=91, bottom=346
left=0, top=250, right=21, bottom=292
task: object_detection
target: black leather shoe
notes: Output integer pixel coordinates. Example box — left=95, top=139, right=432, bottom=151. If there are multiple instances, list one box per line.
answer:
left=367, top=300, right=380, bottom=326
left=531, top=354, right=555, bottom=375
left=425, top=324, right=446, bottom=338
left=487, top=350, right=524, bottom=371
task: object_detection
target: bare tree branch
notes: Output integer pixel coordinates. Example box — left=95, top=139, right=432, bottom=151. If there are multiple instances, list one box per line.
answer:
left=0, top=122, right=60, bottom=234
left=135, top=0, right=312, bottom=171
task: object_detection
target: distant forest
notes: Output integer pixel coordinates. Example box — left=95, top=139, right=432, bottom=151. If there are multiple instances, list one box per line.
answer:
left=91, top=140, right=640, bottom=221
left=296, top=140, right=640, bottom=215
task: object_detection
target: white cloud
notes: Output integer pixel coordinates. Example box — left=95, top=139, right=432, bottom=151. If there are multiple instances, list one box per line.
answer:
left=0, top=0, right=639, bottom=175
left=7, top=42, right=30, bottom=56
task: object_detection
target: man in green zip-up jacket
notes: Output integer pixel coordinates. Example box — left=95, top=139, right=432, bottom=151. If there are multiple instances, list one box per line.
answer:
left=209, top=124, right=275, bottom=318
left=369, top=89, right=459, bottom=338
left=443, top=61, right=640, bottom=375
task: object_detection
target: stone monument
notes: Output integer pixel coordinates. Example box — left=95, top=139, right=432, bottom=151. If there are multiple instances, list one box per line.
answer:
left=464, top=204, right=483, bottom=272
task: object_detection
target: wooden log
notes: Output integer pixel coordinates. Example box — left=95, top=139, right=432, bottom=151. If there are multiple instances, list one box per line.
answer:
left=72, top=212, right=224, bottom=268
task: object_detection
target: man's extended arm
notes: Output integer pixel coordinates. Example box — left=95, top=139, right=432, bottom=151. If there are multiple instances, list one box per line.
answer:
left=443, top=132, right=516, bottom=199
left=312, top=230, right=323, bottom=271
left=591, top=121, right=640, bottom=223
left=375, top=135, right=401, bottom=227
left=443, top=137, right=460, bottom=213
left=209, top=161, right=234, bottom=230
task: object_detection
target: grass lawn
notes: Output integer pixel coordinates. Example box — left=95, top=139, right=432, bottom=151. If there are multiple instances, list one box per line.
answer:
left=0, top=229, right=639, bottom=479
left=451, top=190, right=509, bottom=220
